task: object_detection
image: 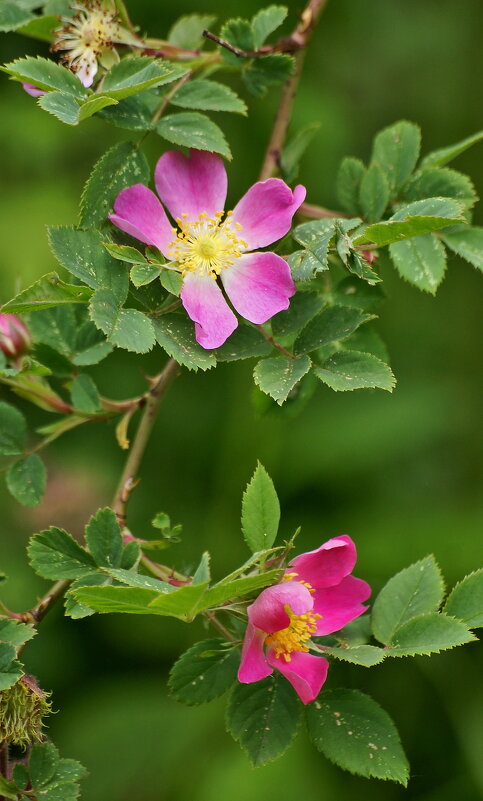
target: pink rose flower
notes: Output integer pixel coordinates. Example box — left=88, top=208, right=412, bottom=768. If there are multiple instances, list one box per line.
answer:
left=0, top=313, right=31, bottom=358
left=109, top=149, right=305, bottom=349
left=238, top=535, right=371, bottom=704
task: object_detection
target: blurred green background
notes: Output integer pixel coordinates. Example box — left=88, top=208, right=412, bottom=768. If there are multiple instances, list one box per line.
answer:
left=1, top=0, right=483, bottom=798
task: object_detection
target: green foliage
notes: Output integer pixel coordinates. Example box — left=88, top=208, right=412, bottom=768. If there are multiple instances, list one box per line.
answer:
left=170, top=79, right=247, bottom=114
left=199, top=570, right=281, bottom=611
left=80, top=141, right=150, bottom=229
left=292, top=219, right=337, bottom=272
left=402, top=167, right=477, bottom=210
left=389, top=233, right=446, bottom=294
left=169, top=639, right=240, bottom=705
left=227, top=675, right=300, bottom=766
left=280, top=122, right=320, bottom=183
left=85, top=508, right=123, bottom=569
left=359, top=164, right=390, bottom=223
left=0, top=401, right=26, bottom=455
left=98, top=90, right=158, bottom=131
left=387, top=612, right=475, bottom=657
left=295, top=305, right=373, bottom=355
left=1, top=273, right=92, bottom=314
left=306, top=689, right=409, bottom=785
left=2, top=56, right=86, bottom=98
left=241, top=462, right=280, bottom=552
left=168, top=14, right=216, bottom=49
left=314, top=351, right=395, bottom=392
left=130, top=263, right=162, bottom=287
left=355, top=197, right=465, bottom=246
left=371, top=120, right=421, bottom=194
left=442, top=226, right=483, bottom=271
left=103, top=243, right=149, bottom=266
left=371, top=555, right=445, bottom=645
left=23, top=742, right=87, bottom=800
left=101, top=57, right=187, bottom=101
left=0, top=1, right=34, bottom=32
left=253, top=354, right=311, bottom=404
left=153, top=315, right=216, bottom=371
left=421, top=130, right=483, bottom=168
left=29, top=742, right=59, bottom=787
left=214, top=325, right=272, bottom=361
left=6, top=453, right=46, bottom=506
left=252, top=5, right=287, bottom=48
left=48, top=227, right=129, bottom=299
left=271, top=292, right=324, bottom=337
left=321, top=644, right=386, bottom=667
left=38, top=91, right=116, bottom=126
left=70, top=374, right=101, bottom=413
left=156, top=112, right=231, bottom=159
left=444, top=569, right=483, bottom=628
left=0, top=618, right=35, bottom=647
left=243, top=54, right=294, bottom=98
left=28, top=527, right=96, bottom=580
left=337, top=157, right=366, bottom=215
left=89, top=288, right=155, bottom=353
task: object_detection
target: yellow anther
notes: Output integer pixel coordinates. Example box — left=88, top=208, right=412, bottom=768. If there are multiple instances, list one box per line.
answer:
left=167, top=210, right=247, bottom=279
left=265, top=606, right=321, bottom=663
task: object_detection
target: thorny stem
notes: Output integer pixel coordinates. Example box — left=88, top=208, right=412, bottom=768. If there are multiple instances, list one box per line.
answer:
left=258, top=0, right=330, bottom=181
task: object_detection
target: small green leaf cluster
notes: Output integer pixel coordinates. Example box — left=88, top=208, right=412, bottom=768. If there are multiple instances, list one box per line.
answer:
left=0, top=401, right=47, bottom=506
left=0, top=741, right=87, bottom=801
left=0, top=618, right=36, bottom=691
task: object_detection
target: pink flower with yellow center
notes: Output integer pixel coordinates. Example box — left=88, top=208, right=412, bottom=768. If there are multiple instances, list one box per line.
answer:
left=109, top=149, right=306, bottom=349
left=238, top=535, right=371, bottom=704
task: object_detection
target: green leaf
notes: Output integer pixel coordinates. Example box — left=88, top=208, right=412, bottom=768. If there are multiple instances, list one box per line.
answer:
left=0, top=1, right=34, bottom=31
left=156, top=112, right=231, bottom=159
left=72, top=585, right=158, bottom=614
left=64, top=573, right=110, bottom=619
left=28, top=527, right=96, bottom=579
left=371, top=120, right=420, bottom=192
left=0, top=618, right=35, bottom=647
left=104, top=569, right=171, bottom=593
left=421, top=130, right=483, bottom=168
left=252, top=5, right=287, bottom=47
left=294, top=306, right=373, bottom=355
left=168, top=14, right=216, bottom=49
left=198, top=570, right=281, bottom=611
left=272, top=292, right=325, bottom=337
left=147, top=582, right=209, bottom=621
left=292, top=219, right=336, bottom=272
left=359, top=164, right=390, bottom=223
left=314, top=350, right=395, bottom=392
left=160, top=270, right=183, bottom=297
left=6, top=454, right=46, bottom=507
left=343, top=324, right=388, bottom=362
left=402, top=167, right=477, bottom=210
left=214, top=325, right=272, bottom=361
left=387, top=612, right=476, bottom=657
left=337, top=157, right=366, bottom=216
left=241, top=462, right=280, bottom=553
left=130, top=263, right=162, bottom=287
left=102, top=57, right=187, bottom=100
left=153, top=315, right=216, bottom=371
left=306, top=689, right=409, bottom=785
left=37, top=783, right=80, bottom=801
left=17, top=14, right=61, bottom=42
left=442, top=226, right=483, bottom=271
left=333, top=276, right=385, bottom=312
left=1, top=272, right=92, bottom=314
left=77, top=94, right=118, bottom=122
left=98, top=90, right=158, bottom=131
left=0, top=774, right=19, bottom=799
left=355, top=197, right=465, bottom=246
left=48, top=227, right=129, bottom=300
left=85, top=507, right=123, bottom=569
left=48, top=758, right=87, bottom=785
left=28, top=305, right=76, bottom=356
left=169, top=639, right=239, bottom=705
left=103, top=243, right=148, bottom=265
left=280, top=122, right=320, bottom=183
left=243, top=53, right=294, bottom=98
left=254, top=354, right=311, bottom=405
left=70, top=374, right=101, bottom=413
left=219, top=18, right=254, bottom=65
left=287, top=249, right=323, bottom=282
left=2, top=56, right=86, bottom=98
left=444, top=570, right=483, bottom=628
left=389, top=233, right=447, bottom=294
left=371, top=555, right=445, bottom=645
left=320, top=645, right=386, bottom=667
left=89, top=288, right=155, bottom=353
left=170, top=79, right=247, bottom=114
left=29, top=742, right=59, bottom=788
left=227, top=675, right=301, bottom=767
left=80, top=141, right=150, bottom=229
left=0, top=643, right=23, bottom=690
left=0, top=401, right=26, bottom=455
left=38, top=91, right=81, bottom=125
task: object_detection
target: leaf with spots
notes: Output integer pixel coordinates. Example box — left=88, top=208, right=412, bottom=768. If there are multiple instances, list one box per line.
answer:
left=153, top=314, right=216, bottom=371
left=254, top=354, right=311, bottom=405
left=169, top=638, right=240, bottom=705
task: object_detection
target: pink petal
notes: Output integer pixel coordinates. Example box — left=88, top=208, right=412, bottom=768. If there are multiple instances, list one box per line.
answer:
left=238, top=623, right=273, bottom=683
left=108, top=184, right=174, bottom=257
left=231, top=179, right=306, bottom=250
left=247, top=581, right=313, bottom=634
left=267, top=650, right=329, bottom=704
left=312, top=575, right=371, bottom=635
left=22, top=83, right=45, bottom=97
left=221, top=251, right=295, bottom=325
left=180, top=272, right=237, bottom=349
left=288, top=535, right=357, bottom=590
left=154, top=149, right=227, bottom=222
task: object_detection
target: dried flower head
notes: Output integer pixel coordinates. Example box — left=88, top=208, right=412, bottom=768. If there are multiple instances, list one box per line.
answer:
left=0, top=676, right=52, bottom=747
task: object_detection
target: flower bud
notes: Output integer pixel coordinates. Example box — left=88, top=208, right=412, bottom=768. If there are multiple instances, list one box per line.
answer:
left=0, top=675, right=52, bottom=746
left=0, top=314, right=31, bottom=359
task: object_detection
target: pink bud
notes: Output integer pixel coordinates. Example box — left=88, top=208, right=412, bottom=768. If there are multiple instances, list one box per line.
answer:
left=0, top=314, right=32, bottom=358
left=361, top=249, right=378, bottom=265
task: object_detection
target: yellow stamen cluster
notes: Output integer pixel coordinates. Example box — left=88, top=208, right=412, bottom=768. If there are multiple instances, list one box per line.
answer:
left=53, top=1, right=120, bottom=80
left=265, top=605, right=321, bottom=662
left=282, top=571, right=315, bottom=594
left=168, top=211, right=247, bottom=279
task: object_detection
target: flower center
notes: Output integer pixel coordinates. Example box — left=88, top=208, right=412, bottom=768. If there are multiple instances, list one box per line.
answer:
left=54, top=3, right=120, bottom=63
left=265, top=605, right=321, bottom=662
left=168, top=211, right=247, bottom=279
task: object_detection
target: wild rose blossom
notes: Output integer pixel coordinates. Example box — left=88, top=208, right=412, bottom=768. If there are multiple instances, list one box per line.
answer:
left=109, top=149, right=305, bottom=349
left=238, top=535, right=371, bottom=704
left=0, top=314, right=31, bottom=359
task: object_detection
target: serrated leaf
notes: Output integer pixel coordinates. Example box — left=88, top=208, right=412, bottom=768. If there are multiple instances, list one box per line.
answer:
left=0, top=618, right=35, bottom=646
left=227, top=675, right=300, bottom=767
left=287, top=249, right=325, bottom=281
left=170, top=79, right=247, bottom=114
left=64, top=573, right=110, bottom=619
left=254, top=354, right=311, bottom=405
left=371, top=555, right=444, bottom=645
left=333, top=276, right=386, bottom=312
left=2, top=56, right=86, bottom=98
left=0, top=1, right=34, bottom=31
left=29, top=743, right=59, bottom=788
left=103, top=243, right=148, bottom=265
left=28, top=527, right=96, bottom=579
left=371, top=120, right=420, bottom=192
left=402, top=167, right=477, bottom=210
left=156, top=112, right=231, bottom=159
left=389, top=233, right=446, bottom=294
left=70, top=374, right=101, bottom=413
left=444, top=569, right=483, bottom=628
left=80, top=141, right=150, bottom=229
left=421, top=130, right=483, bottom=168
left=337, top=157, right=366, bottom=215
left=294, top=306, right=373, bottom=355
left=17, top=13, right=59, bottom=42
left=160, top=270, right=183, bottom=297
left=153, top=314, right=216, bottom=371
left=292, top=219, right=336, bottom=272
left=77, top=94, right=118, bottom=122
left=48, top=758, right=87, bottom=785
left=104, top=569, right=171, bottom=592
left=252, top=5, right=287, bottom=48
left=72, top=585, right=158, bottom=614
left=243, top=53, right=294, bottom=98
left=6, top=454, right=46, bottom=507
left=355, top=197, right=465, bottom=246
left=442, top=226, right=483, bottom=271
left=320, top=645, right=386, bottom=667
left=101, top=57, right=187, bottom=100
left=1, top=272, right=92, bottom=314
left=241, top=462, right=280, bottom=553
left=147, top=582, right=209, bottom=620
left=28, top=305, right=76, bottom=356
left=0, top=774, right=19, bottom=799
left=214, top=325, right=272, bottom=361
left=314, top=350, right=395, bottom=392
left=130, top=263, right=162, bottom=287
left=99, top=90, right=158, bottom=131
left=359, top=163, right=390, bottom=223
left=272, top=292, right=325, bottom=337
left=306, top=689, right=409, bottom=785
left=219, top=17, right=254, bottom=65
left=38, top=91, right=80, bottom=125
left=0, top=401, right=26, bottom=455
left=198, top=570, right=281, bottom=611
left=387, top=612, right=475, bottom=657
left=85, top=508, right=123, bottom=569
left=169, top=639, right=239, bottom=705
left=0, top=642, right=23, bottom=690
left=168, top=14, right=216, bottom=49
left=89, top=288, right=155, bottom=353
